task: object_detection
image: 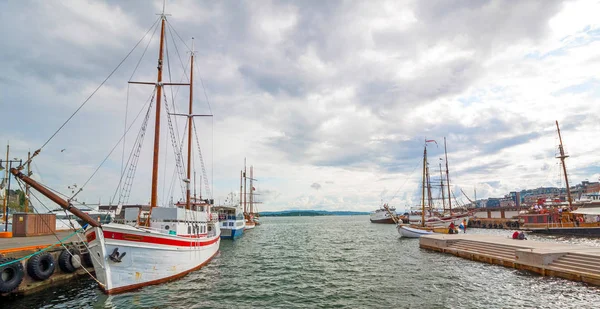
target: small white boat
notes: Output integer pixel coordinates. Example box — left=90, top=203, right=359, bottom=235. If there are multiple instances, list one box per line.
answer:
left=397, top=225, right=434, bottom=238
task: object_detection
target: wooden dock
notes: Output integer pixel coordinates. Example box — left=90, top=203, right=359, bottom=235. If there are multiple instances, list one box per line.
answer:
left=420, top=234, right=600, bottom=286
left=0, top=231, right=80, bottom=256
left=0, top=231, right=91, bottom=296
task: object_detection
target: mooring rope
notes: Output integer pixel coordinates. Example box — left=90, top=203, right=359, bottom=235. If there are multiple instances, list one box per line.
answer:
left=0, top=228, right=80, bottom=268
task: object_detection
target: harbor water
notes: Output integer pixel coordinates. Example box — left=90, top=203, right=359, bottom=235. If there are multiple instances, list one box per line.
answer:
left=4, top=215, right=600, bottom=309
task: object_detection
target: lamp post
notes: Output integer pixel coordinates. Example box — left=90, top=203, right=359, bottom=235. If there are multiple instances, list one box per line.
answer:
left=0, top=157, right=23, bottom=232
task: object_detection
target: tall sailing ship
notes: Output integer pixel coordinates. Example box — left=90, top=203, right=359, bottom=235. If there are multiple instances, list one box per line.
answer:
left=522, top=121, right=600, bottom=236
left=10, top=10, right=221, bottom=293
left=398, top=139, right=467, bottom=238
left=241, top=160, right=260, bottom=229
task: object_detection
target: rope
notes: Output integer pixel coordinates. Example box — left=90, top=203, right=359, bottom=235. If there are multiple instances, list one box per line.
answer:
left=384, top=159, right=422, bottom=205
left=13, top=180, right=105, bottom=288
left=112, top=92, right=156, bottom=204
left=193, top=121, right=212, bottom=198
left=166, top=19, right=191, bottom=52
left=119, top=17, right=160, bottom=199
left=38, top=17, right=161, bottom=152
left=0, top=228, right=81, bottom=268
left=72, top=90, right=156, bottom=203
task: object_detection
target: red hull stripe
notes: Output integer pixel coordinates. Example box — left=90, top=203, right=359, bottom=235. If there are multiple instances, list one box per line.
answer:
left=179, top=234, right=208, bottom=238
left=87, top=231, right=96, bottom=242
left=101, top=231, right=219, bottom=247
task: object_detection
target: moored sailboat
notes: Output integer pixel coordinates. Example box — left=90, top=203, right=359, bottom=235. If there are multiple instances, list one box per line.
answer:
left=10, top=10, right=220, bottom=294
left=524, top=121, right=600, bottom=236
left=241, top=160, right=260, bottom=229
left=398, top=140, right=453, bottom=238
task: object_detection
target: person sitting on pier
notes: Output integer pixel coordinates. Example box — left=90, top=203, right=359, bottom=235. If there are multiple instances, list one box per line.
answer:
left=448, top=222, right=456, bottom=234
left=512, top=231, right=519, bottom=239
left=518, top=232, right=527, bottom=240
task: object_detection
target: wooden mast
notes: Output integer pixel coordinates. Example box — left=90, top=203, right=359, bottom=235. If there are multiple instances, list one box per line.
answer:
left=240, top=170, right=243, bottom=210
left=25, top=151, right=30, bottom=213
left=2, top=144, right=8, bottom=227
left=421, top=144, right=426, bottom=228
left=150, top=16, right=166, bottom=212
left=128, top=11, right=190, bottom=220
left=243, top=158, right=247, bottom=215
left=185, top=39, right=195, bottom=210
left=249, top=166, right=254, bottom=214
left=556, top=120, right=573, bottom=209
left=439, top=162, right=446, bottom=211
left=426, top=160, right=432, bottom=216
left=10, top=169, right=100, bottom=227
left=444, top=137, right=452, bottom=213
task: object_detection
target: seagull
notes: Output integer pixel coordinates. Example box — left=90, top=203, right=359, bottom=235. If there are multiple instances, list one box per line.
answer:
left=61, top=149, right=66, bottom=152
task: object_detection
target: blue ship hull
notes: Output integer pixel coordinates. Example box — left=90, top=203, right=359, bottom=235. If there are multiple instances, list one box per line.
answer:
left=221, top=227, right=244, bottom=240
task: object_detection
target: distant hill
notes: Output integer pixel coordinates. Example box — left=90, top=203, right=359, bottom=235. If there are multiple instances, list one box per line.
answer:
left=260, top=210, right=369, bottom=217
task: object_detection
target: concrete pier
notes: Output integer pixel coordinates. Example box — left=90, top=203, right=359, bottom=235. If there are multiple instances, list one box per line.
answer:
left=420, top=234, right=600, bottom=286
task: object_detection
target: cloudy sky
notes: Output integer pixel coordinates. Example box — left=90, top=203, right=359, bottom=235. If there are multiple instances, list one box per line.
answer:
left=1, top=0, right=599, bottom=213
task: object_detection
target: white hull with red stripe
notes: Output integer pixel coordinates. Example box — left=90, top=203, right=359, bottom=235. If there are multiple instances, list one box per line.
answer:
left=85, top=207, right=220, bottom=294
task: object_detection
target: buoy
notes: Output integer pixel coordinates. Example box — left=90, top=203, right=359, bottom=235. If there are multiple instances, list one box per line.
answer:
left=58, top=249, right=81, bottom=273
left=0, top=257, right=25, bottom=293
left=27, top=253, right=56, bottom=281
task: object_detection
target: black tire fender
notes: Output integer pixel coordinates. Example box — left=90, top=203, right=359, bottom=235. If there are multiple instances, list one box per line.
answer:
left=58, top=249, right=81, bottom=273
left=0, top=257, right=25, bottom=293
left=26, top=253, right=56, bottom=281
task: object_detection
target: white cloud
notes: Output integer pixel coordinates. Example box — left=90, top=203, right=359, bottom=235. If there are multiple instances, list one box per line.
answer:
left=1, top=0, right=599, bottom=214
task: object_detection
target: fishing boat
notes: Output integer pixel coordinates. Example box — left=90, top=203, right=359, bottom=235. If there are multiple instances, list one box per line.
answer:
left=370, top=204, right=398, bottom=224
left=214, top=192, right=245, bottom=239
left=398, top=139, right=456, bottom=238
left=10, top=9, right=221, bottom=294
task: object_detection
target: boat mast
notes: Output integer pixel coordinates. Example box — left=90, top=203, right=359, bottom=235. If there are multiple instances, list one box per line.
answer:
left=439, top=162, right=446, bottom=211
left=426, top=162, right=433, bottom=215
left=243, top=158, right=247, bottom=214
left=421, top=144, right=426, bottom=228
left=240, top=170, right=243, bottom=211
left=148, top=15, right=166, bottom=213
left=185, top=39, right=195, bottom=210
left=250, top=166, right=254, bottom=214
left=25, top=151, right=30, bottom=213
left=2, top=144, right=8, bottom=228
left=10, top=169, right=100, bottom=227
left=556, top=120, right=573, bottom=209
left=444, top=137, right=452, bottom=213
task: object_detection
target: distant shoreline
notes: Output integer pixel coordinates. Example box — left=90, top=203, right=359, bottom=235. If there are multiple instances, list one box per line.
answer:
left=260, top=210, right=369, bottom=217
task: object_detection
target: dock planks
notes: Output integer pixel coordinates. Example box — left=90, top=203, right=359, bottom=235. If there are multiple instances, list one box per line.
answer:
left=420, top=234, right=600, bottom=286
left=0, top=231, right=80, bottom=255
